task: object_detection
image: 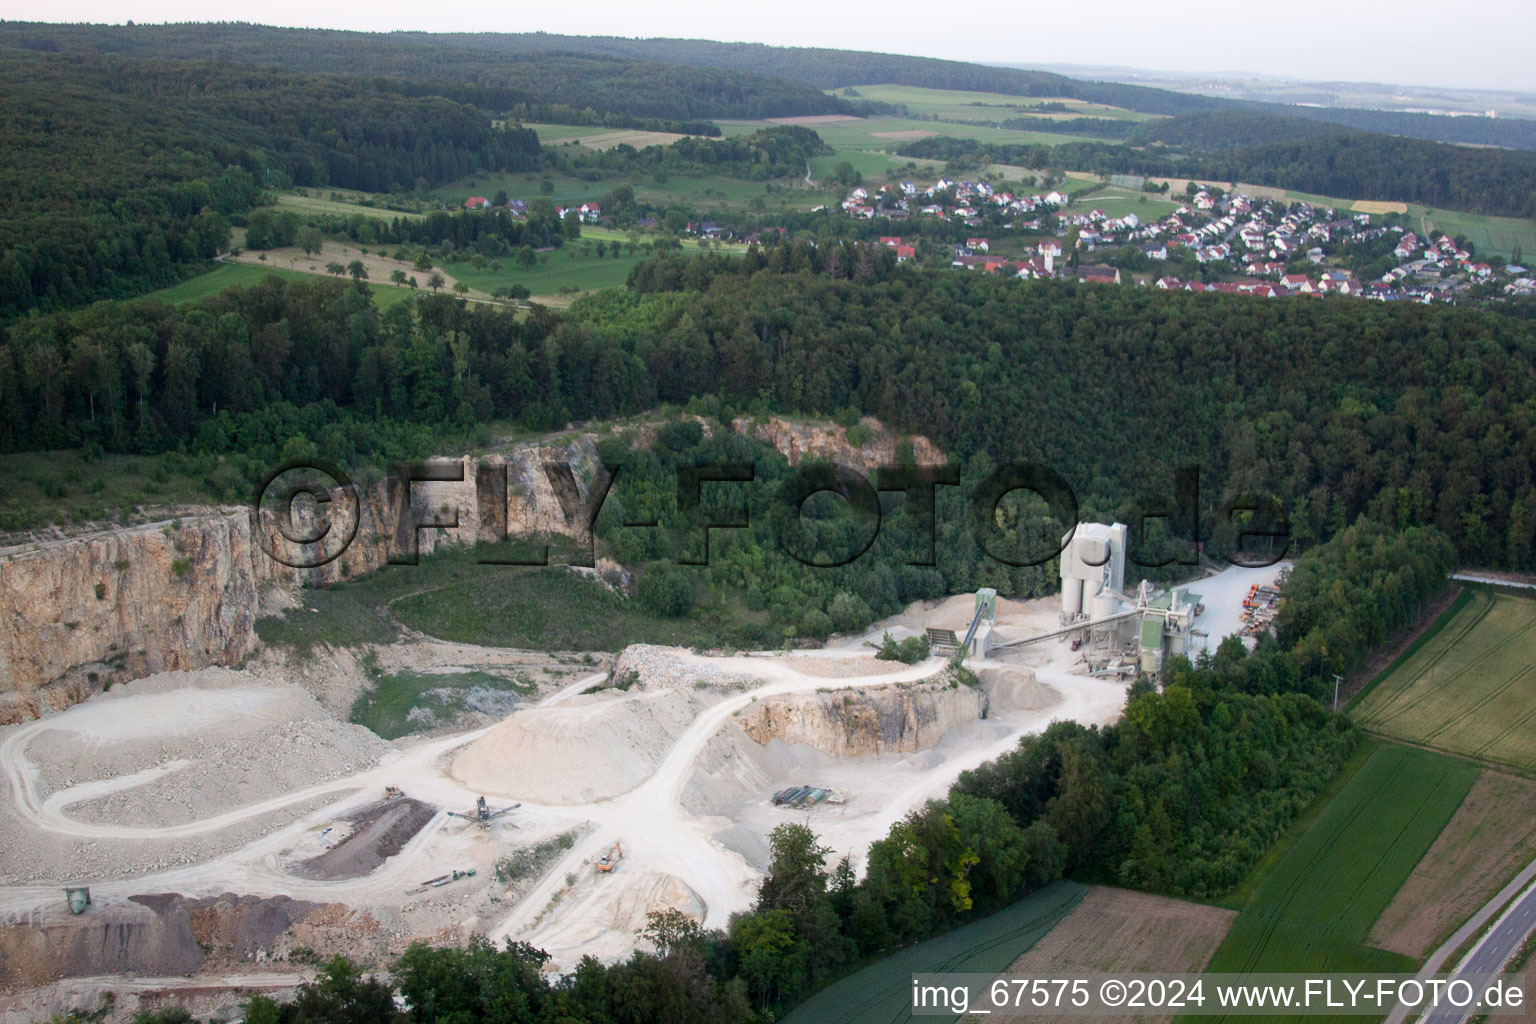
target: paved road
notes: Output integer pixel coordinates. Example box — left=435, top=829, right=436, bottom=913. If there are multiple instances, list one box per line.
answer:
left=1450, top=572, right=1536, bottom=591
left=1405, top=872, right=1536, bottom=1024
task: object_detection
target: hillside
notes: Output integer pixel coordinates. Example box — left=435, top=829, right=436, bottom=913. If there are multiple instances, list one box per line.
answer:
left=380, top=32, right=1536, bottom=150
left=0, top=50, right=540, bottom=317
left=0, top=22, right=857, bottom=122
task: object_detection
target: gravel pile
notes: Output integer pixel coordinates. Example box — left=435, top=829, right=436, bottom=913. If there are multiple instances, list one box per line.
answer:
left=60, top=716, right=388, bottom=828
left=612, top=645, right=754, bottom=692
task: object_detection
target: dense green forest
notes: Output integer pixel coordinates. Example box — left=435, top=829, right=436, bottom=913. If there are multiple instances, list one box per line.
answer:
left=317, top=31, right=1536, bottom=149
left=112, top=518, right=1444, bottom=1024
left=0, top=23, right=859, bottom=121
left=7, top=250, right=1536, bottom=574
left=558, top=125, right=830, bottom=181
left=0, top=52, right=538, bottom=317
left=1266, top=102, right=1536, bottom=151
left=405, top=33, right=1245, bottom=116
left=11, top=23, right=1533, bottom=153
left=901, top=127, right=1536, bottom=217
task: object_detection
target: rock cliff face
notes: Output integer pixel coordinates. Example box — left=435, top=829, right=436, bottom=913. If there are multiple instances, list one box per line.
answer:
left=735, top=676, right=984, bottom=757
left=0, top=418, right=948, bottom=722
left=733, top=416, right=947, bottom=471
left=0, top=893, right=374, bottom=988
left=0, top=438, right=605, bottom=723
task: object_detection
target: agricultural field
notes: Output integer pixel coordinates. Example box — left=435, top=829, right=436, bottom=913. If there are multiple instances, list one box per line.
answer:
left=1412, top=205, right=1536, bottom=259
left=1065, top=186, right=1183, bottom=222
left=446, top=242, right=658, bottom=305
left=1369, top=770, right=1536, bottom=957
left=1353, top=590, right=1536, bottom=772
left=526, top=123, right=688, bottom=150
left=1196, top=742, right=1477, bottom=985
left=841, top=84, right=1157, bottom=123
left=442, top=165, right=828, bottom=214
left=228, top=241, right=478, bottom=301
left=1004, top=887, right=1233, bottom=1024
left=143, top=261, right=419, bottom=309
left=714, top=114, right=1104, bottom=188
left=780, top=882, right=1087, bottom=1024
left=275, top=188, right=428, bottom=222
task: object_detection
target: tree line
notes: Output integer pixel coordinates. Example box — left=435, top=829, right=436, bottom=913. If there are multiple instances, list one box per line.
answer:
left=900, top=126, right=1536, bottom=218
left=6, top=250, right=1536, bottom=571
left=553, top=126, right=830, bottom=182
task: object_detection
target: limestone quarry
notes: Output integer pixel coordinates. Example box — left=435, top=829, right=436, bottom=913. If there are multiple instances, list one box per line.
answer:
left=0, top=419, right=1155, bottom=1022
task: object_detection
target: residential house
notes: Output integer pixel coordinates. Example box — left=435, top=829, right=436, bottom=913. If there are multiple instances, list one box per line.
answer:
left=1077, top=266, right=1122, bottom=285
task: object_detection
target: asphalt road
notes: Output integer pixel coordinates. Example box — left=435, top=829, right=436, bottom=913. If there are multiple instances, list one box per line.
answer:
left=1419, top=880, right=1536, bottom=1024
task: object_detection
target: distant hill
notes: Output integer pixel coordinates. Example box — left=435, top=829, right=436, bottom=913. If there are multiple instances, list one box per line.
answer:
left=6, top=24, right=1533, bottom=150
left=401, top=33, right=1536, bottom=149
left=409, top=33, right=1227, bottom=116
left=0, top=23, right=858, bottom=122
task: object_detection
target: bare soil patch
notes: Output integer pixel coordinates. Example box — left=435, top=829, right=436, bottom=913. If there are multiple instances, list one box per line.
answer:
left=1353, top=200, right=1409, bottom=215
left=870, top=129, right=936, bottom=140
left=1370, top=771, right=1536, bottom=957
left=566, top=129, right=686, bottom=150
left=291, top=797, right=437, bottom=881
left=996, top=886, right=1234, bottom=1023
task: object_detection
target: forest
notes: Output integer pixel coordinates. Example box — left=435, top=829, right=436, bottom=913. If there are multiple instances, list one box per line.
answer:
left=7, top=247, right=1536, bottom=577
left=900, top=127, right=1536, bottom=217
left=12, top=22, right=1532, bottom=154
left=555, top=126, right=831, bottom=181
left=314, top=30, right=1536, bottom=149
left=0, top=52, right=539, bottom=318
left=0, top=23, right=859, bottom=121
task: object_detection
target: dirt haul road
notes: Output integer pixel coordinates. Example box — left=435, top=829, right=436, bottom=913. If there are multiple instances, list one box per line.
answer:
left=0, top=646, right=1124, bottom=971
left=486, top=650, right=1128, bottom=966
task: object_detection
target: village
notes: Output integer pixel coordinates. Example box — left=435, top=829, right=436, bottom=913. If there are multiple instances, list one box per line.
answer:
left=829, top=176, right=1534, bottom=302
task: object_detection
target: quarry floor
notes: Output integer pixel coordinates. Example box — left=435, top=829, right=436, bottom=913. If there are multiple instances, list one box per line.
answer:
left=0, top=564, right=1280, bottom=1006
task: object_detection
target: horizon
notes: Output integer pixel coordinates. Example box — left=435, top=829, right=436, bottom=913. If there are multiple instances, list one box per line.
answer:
left=17, top=1, right=1536, bottom=94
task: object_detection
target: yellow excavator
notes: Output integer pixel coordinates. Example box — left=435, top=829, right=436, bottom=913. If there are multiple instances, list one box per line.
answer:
left=596, top=841, right=624, bottom=874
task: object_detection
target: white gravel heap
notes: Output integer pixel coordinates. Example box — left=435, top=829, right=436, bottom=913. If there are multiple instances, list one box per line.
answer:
left=612, top=645, right=754, bottom=692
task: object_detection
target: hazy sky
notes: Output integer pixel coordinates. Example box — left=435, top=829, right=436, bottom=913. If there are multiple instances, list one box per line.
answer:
left=28, top=0, right=1536, bottom=93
